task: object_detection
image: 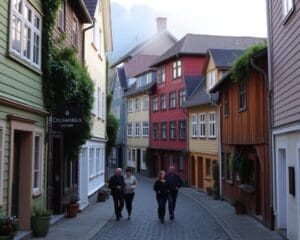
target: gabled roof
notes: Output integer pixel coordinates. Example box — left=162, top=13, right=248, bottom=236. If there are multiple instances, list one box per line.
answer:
left=124, top=55, right=158, bottom=78
left=111, top=30, right=177, bottom=68
left=117, top=67, right=128, bottom=90
left=151, top=34, right=265, bottom=67
left=124, top=81, right=156, bottom=97
left=83, top=0, right=98, bottom=17
left=184, top=76, right=205, bottom=98
left=209, top=49, right=245, bottom=68
left=185, top=78, right=219, bottom=108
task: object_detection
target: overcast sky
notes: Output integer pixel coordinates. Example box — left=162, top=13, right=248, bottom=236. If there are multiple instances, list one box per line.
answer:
left=111, top=0, right=267, bottom=38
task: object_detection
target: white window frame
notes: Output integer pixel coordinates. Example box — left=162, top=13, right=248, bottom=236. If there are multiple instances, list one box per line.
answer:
left=179, top=89, right=186, bottom=107
left=33, top=128, right=44, bottom=195
left=283, top=0, right=294, bottom=17
left=128, top=99, right=133, bottom=113
left=199, top=113, right=206, bottom=138
left=127, top=148, right=132, bottom=161
left=169, top=92, right=176, bottom=109
left=135, top=122, right=140, bottom=137
left=0, top=121, right=5, bottom=204
left=135, top=98, right=140, bottom=112
left=207, top=70, right=216, bottom=89
left=160, top=94, right=167, bottom=110
left=143, top=96, right=149, bottom=110
left=172, top=60, right=182, bottom=79
left=191, top=114, right=198, bottom=137
left=127, top=123, right=133, bottom=137
left=142, top=121, right=149, bottom=137
left=89, top=148, right=96, bottom=179
left=209, top=112, right=216, bottom=138
left=152, top=96, right=158, bottom=111
left=158, top=66, right=165, bottom=84
left=9, top=0, right=42, bottom=69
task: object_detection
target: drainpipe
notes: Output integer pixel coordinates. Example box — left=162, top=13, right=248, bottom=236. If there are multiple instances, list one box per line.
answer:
left=209, top=94, right=223, bottom=199
left=250, top=56, right=274, bottom=228
left=82, top=18, right=96, bottom=64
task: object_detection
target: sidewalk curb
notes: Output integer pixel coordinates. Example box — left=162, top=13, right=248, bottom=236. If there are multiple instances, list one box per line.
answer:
left=180, top=189, right=241, bottom=240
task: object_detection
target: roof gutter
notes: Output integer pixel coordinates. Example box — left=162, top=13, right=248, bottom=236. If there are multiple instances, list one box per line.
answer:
left=82, top=18, right=96, bottom=63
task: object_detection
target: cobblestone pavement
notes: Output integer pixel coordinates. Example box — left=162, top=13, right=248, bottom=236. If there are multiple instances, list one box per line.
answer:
left=93, top=177, right=230, bottom=240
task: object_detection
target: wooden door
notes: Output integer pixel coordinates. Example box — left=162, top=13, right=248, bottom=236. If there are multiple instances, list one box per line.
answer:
left=197, top=157, right=204, bottom=189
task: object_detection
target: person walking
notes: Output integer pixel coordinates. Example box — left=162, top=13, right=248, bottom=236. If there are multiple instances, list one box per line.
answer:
left=108, top=168, right=125, bottom=221
left=166, top=165, right=182, bottom=220
left=153, top=170, right=169, bottom=224
left=124, top=168, right=137, bottom=220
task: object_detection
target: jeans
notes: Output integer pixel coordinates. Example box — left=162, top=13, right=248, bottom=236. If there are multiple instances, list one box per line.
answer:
left=168, top=190, right=178, bottom=217
left=124, top=192, right=135, bottom=216
left=157, top=195, right=168, bottom=220
left=112, top=194, right=124, bottom=218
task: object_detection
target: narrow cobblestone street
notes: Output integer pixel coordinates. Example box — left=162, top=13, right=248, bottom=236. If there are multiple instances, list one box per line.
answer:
left=93, top=177, right=230, bottom=240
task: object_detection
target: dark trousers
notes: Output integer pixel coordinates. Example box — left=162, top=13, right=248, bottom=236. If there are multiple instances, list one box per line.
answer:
left=112, top=194, right=124, bottom=218
left=124, top=192, right=135, bottom=215
left=168, top=190, right=178, bottom=216
left=156, top=195, right=168, bottom=220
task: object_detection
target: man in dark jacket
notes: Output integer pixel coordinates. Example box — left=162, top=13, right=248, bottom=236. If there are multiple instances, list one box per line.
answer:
left=109, top=168, right=125, bottom=221
left=165, top=165, right=182, bottom=220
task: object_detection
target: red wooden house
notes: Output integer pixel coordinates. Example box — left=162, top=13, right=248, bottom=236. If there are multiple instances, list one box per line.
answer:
left=210, top=48, right=272, bottom=228
left=149, top=34, right=264, bottom=181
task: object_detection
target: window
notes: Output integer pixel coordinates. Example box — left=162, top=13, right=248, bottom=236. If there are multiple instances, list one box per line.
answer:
left=127, top=123, right=133, bottom=136
left=142, top=121, right=149, bottom=136
left=199, top=113, right=206, bottom=137
left=207, top=70, right=216, bottom=89
left=169, top=92, right=176, bottom=109
left=153, top=123, right=159, bottom=140
left=206, top=159, right=211, bottom=177
left=127, top=149, right=132, bottom=161
left=179, top=156, right=184, bottom=170
left=226, top=153, right=233, bottom=181
left=57, top=0, right=65, bottom=31
left=143, top=96, right=149, bottom=110
left=10, top=0, right=42, bottom=68
left=0, top=123, right=3, bottom=203
left=33, top=134, right=42, bottom=193
left=89, top=148, right=96, bottom=178
left=239, top=82, right=247, bottom=111
left=132, top=149, right=136, bottom=162
left=96, top=148, right=101, bottom=175
left=224, top=89, right=229, bottom=117
left=169, top=121, right=176, bottom=140
left=128, top=99, right=133, bottom=112
left=160, top=94, right=167, bottom=110
left=283, top=0, right=294, bottom=17
left=135, top=122, right=140, bottom=137
left=72, top=16, right=78, bottom=48
left=191, top=114, right=198, bottom=137
left=161, top=122, right=167, bottom=140
left=179, top=89, right=186, bottom=107
left=152, top=97, right=158, bottom=111
left=179, top=120, right=186, bottom=140
left=172, top=60, right=182, bottom=79
left=209, top=112, right=216, bottom=138
left=158, top=66, right=165, bottom=84
left=135, top=98, right=140, bottom=112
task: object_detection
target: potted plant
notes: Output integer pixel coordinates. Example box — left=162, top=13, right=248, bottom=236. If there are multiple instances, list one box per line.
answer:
left=232, top=199, right=247, bottom=214
left=65, top=194, right=80, bottom=218
left=0, top=216, right=18, bottom=240
left=31, top=207, right=52, bottom=237
left=98, top=187, right=110, bottom=202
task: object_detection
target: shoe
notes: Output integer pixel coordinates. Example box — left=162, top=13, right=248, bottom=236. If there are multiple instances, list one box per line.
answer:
left=160, top=218, right=164, bottom=224
left=170, top=215, right=174, bottom=220
left=116, top=217, right=120, bottom=221
left=128, top=215, right=131, bottom=220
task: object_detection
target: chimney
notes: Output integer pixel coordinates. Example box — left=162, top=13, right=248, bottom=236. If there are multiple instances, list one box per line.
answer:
left=156, top=17, right=167, bottom=33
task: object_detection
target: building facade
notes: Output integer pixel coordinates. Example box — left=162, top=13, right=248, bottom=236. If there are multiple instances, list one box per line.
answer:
left=0, top=0, right=48, bottom=230
left=47, top=0, right=92, bottom=214
left=267, top=0, right=300, bottom=238
left=79, top=0, right=113, bottom=209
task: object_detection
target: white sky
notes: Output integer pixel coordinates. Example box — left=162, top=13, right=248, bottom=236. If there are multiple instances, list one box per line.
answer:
left=111, top=0, right=267, bottom=38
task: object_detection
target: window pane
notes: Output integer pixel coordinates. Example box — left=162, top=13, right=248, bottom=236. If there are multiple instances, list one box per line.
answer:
left=33, top=33, right=40, bottom=64
left=34, top=135, right=41, bottom=189
left=12, top=16, right=22, bottom=53
left=96, top=148, right=100, bottom=174
left=13, top=0, right=23, bottom=13
left=24, top=5, right=32, bottom=22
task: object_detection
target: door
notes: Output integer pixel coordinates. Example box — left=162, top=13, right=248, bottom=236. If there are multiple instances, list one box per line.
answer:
left=190, top=156, right=196, bottom=186
left=137, top=149, right=141, bottom=173
left=277, top=148, right=287, bottom=229
left=197, top=157, right=204, bottom=188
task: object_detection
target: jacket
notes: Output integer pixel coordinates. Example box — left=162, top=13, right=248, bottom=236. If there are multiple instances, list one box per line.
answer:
left=109, top=174, right=125, bottom=196
left=165, top=173, right=182, bottom=192
left=153, top=180, right=169, bottom=198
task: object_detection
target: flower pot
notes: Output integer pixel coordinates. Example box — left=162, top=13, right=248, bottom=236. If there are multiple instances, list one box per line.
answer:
left=66, top=203, right=79, bottom=218
left=32, top=216, right=51, bottom=237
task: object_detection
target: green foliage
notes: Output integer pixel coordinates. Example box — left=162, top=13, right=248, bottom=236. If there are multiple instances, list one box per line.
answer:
left=32, top=207, right=52, bottom=217
left=107, top=112, right=119, bottom=156
left=231, top=43, right=267, bottom=83
left=212, top=164, right=220, bottom=198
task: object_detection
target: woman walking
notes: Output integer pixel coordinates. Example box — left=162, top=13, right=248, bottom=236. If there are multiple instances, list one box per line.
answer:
left=153, top=170, right=169, bottom=224
left=124, top=168, right=137, bottom=219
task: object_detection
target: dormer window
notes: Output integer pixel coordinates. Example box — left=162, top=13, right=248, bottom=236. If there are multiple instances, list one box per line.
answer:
left=207, top=70, right=216, bottom=89
left=172, top=60, right=182, bottom=79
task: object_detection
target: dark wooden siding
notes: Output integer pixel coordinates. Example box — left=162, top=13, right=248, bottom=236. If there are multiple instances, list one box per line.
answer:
left=269, top=0, right=300, bottom=128
left=221, top=71, right=269, bottom=145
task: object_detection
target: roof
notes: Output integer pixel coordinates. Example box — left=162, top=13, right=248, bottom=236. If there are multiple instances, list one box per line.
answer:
left=83, top=0, right=98, bottom=17
left=117, top=67, right=128, bottom=90
left=124, top=55, right=158, bottom=78
left=70, top=0, right=93, bottom=23
left=184, top=76, right=205, bottom=98
left=185, top=78, right=219, bottom=108
left=124, top=81, right=156, bottom=97
left=151, top=34, right=265, bottom=67
left=209, top=49, right=245, bottom=68
left=111, top=30, right=177, bottom=68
